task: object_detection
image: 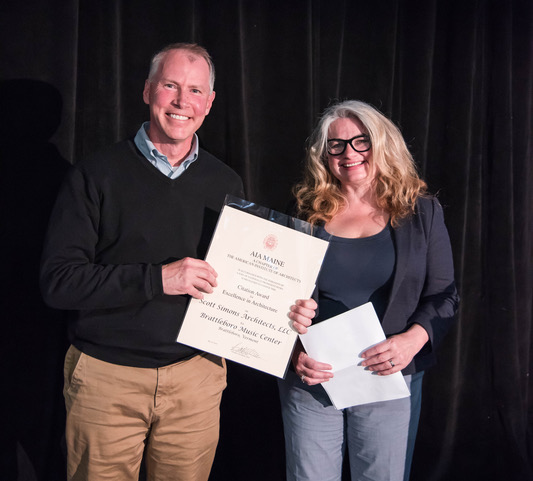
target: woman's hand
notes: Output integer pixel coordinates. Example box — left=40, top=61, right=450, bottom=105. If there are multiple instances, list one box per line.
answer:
left=360, top=324, right=429, bottom=375
left=292, top=340, right=333, bottom=385
left=288, top=299, right=333, bottom=384
left=289, top=298, right=318, bottom=334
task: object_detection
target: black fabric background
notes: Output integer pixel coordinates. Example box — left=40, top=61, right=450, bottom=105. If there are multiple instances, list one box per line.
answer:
left=1, top=1, right=532, bottom=480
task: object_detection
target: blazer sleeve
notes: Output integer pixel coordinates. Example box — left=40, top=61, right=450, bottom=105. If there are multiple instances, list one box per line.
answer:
left=406, top=197, right=459, bottom=351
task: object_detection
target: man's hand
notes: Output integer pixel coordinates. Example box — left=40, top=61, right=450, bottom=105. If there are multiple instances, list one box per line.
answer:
left=162, top=257, right=218, bottom=299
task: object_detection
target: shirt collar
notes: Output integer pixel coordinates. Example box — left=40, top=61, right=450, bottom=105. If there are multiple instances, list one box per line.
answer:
left=134, top=121, right=199, bottom=177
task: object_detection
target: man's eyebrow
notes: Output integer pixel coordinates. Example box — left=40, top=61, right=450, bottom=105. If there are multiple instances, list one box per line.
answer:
left=160, top=78, right=204, bottom=88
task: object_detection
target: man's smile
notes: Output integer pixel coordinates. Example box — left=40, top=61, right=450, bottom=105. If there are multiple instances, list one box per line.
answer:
left=168, top=113, right=189, bottom=120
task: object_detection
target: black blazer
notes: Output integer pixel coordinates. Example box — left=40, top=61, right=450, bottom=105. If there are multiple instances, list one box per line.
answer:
left=382, top=196, right=459, bottom=374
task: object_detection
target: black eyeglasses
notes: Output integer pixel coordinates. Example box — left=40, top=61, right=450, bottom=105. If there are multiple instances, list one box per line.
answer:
left=326, top=134, right=371, bottom=156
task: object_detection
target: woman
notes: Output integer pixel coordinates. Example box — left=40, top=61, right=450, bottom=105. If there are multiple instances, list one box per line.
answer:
left=280, top=100, right=459, bottom=481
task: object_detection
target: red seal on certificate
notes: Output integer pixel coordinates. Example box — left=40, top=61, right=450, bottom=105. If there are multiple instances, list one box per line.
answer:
left=263, top=234, right=278, bottom=251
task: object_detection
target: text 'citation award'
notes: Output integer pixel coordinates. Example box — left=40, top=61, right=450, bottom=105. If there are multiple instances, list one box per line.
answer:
left=177, top=199, right=328, bottom=378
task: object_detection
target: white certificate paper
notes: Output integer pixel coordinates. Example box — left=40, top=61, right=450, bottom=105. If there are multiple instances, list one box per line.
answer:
left=299, top=303, right=410, bottom=409
left=177, top=204, right=329, bottom=378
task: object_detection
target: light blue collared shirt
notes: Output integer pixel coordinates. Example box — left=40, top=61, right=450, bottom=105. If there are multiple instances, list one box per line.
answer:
left=134, top=121, right=199, bottom=179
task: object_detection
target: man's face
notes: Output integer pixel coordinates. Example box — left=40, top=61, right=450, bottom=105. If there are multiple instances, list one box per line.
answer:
left=143, top=49, right=215, bottom=148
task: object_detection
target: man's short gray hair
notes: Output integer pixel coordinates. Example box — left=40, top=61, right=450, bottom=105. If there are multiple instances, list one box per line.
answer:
left=148, top=42, right=215, bottom=93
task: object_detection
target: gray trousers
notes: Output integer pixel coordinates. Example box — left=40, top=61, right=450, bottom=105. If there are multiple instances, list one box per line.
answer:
left=278, top=370, right=424, bottom=481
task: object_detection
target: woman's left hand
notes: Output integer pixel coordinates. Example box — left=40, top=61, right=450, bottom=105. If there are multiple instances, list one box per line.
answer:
left=360, top=324, right=429, bottom=375
left=289, top=298, right=318, bottom=334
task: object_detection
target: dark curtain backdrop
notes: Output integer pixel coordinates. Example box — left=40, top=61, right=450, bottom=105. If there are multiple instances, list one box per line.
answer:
left=1, top=1, right=532, bottom=480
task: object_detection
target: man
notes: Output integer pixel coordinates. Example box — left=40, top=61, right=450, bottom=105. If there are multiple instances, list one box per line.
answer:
left=41, top=42, right=317, bottom=481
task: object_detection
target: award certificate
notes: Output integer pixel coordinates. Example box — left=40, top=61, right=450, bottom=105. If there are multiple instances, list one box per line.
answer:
left=177, top=202, right=328, bottom=378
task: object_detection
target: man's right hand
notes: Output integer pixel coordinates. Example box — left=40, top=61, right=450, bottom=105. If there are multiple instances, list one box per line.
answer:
left=162, top=258, right=218, bottom=299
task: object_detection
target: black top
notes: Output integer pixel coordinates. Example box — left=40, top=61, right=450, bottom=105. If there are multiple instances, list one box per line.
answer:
left=40, top=138, right=244, bottom=368
left=315, top=224, right=396, bottom=322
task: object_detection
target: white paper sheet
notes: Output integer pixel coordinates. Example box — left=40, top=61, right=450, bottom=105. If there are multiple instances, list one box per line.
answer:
left=299, top=303, right=410, bottom=409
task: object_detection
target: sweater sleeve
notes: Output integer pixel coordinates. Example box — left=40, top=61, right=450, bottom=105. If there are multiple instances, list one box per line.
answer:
left=406, top=197, right=459, bottom=350
left=40, top=166, right=163, bottom=310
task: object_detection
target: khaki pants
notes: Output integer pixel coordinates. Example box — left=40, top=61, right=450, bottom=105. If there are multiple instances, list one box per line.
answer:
left=63, top=345, right=226, bottom=481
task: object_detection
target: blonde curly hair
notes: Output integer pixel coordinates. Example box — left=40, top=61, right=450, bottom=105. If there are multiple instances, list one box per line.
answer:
left=294, top=100, right=427, bottom=226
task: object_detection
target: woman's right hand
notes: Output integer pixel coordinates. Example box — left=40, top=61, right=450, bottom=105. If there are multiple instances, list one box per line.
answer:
left=292, top=342, right=334, bottom=385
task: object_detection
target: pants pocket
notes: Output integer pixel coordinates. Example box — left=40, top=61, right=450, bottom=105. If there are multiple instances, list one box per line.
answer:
left=63, top=345, right=85, bottom=398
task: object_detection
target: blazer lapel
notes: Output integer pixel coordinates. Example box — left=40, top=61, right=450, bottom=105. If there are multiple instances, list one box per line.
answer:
left=385, top=219, right=413, bottom=314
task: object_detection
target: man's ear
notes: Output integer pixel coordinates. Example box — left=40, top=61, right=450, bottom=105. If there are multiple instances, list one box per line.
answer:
left=205, top=91, right=216, bottom=115
left=143, top=80, right=151, bottom=105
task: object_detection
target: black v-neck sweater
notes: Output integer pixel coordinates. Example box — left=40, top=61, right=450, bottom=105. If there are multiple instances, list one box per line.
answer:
left=41, top=139, right=244, bottom=367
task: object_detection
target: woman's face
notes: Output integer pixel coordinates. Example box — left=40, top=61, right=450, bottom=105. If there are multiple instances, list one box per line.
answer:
left=326, top=117, right=373, bottom=189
